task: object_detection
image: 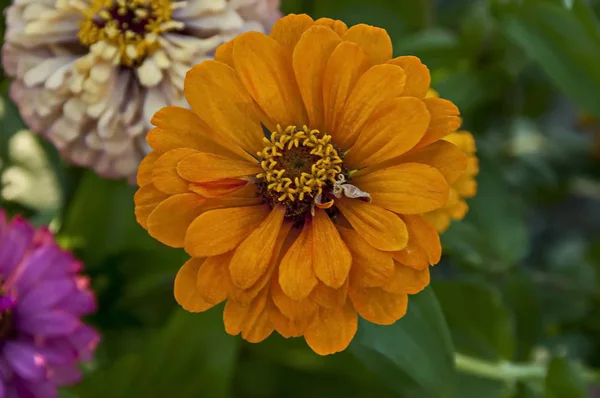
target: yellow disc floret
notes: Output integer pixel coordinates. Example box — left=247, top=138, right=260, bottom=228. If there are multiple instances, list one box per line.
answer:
left=78, top=0, right=183, bottom=66
left=257, top=125, right=343, bottom=203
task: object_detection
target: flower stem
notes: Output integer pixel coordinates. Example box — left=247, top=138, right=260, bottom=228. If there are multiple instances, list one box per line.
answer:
left=454, top=353, right=600, bottom=383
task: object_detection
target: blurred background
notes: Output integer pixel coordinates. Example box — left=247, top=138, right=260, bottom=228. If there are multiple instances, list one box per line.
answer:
left=2, top=0, right=600, bottom=397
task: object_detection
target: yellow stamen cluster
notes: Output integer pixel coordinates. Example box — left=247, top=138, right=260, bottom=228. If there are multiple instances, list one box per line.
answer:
left=78, top=0, right=183, bottom=66
left=257, top=125, right=343, bottom=202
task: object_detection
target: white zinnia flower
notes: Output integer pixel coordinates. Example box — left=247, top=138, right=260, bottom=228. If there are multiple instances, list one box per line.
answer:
left=2, top=0, right=281, bottom=182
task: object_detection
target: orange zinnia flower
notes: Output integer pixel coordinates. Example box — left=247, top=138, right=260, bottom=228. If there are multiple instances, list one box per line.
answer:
left=134, top=14, right=468, bottom=355
left=424, top=131, right=479, bottom=232
left=424, top=89, right=478, bottom=232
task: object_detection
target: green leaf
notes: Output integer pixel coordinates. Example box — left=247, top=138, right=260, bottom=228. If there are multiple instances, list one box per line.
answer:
left=433, top=281, right=515, bottom=361
left=453, top=372, right=512, bottom=398
left=545, top=357, right=588, bottom=398
left=571, top=0, right=600, bottom=43
left=128, top=307, right=239, bottom=398
left=350, top=287, right=456, bottom=398
left=435, top=68, right=508, bottom=114
left=502, top=271, right=543, bottom=361
left=442, top=160, right=529, bottom=270
left=72, top=355, right=141, bottom=398
left=312, top=0, right=430, bottom=40
left=497, top=1, right=600, bottom=118
left=77, top=307, right=239, bottom=398
left=395, top=28, right=462, bottom=69
left=58, top=170, right=159, bottom=266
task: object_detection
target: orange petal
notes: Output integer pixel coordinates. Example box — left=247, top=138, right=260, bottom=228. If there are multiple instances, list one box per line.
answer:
left=189, top=179, right=249, bottom=198
left=279, top=221, right=318, bottom=300
left=424, top=210, right=452, bottom=234
left=147, top=193, right=207, bottom=248
left=234, top=31, right=307, bottom=128
left=314, top=18, right=348, bottom=36
left=243, top=306, right=274, bottom=343
left=229, top=206, right=286, bottom=289
left=335, top=198, right=408, bottom=251
left=338, top=227, right=394, bottom=288
left=455, top=177, right=477, bottom=198
left=269, top=13, right=315, bottom=55
left=342, top=24, right=392, bottom=65
left=293, top=25, right=341, bottom=130
left=349, top=286, right=408, bottom=325
left=224, top=289, right=273, bottom=343
left=444, top=130, right=476, bottom=154
left=416, top=98, right=461, bottom=148
left=426, top=89, right=439, bottom=98
left=134, top=183, right=169, bottom=229
left=137, top=151, right=160, bottom=187
left=312, top=209, right=352, bottom=288
left=149, top=106, right=245, bottom=160
left=197, top=252, right=234, bottom=305
left=401, top=214, right=441, bottom=266
left=383, top=262, right=430, bottom=294
left=230, top=221, right=293, bottom=306
left=336, top=64, right=407, bottom=149
left=223, top=299, right=248, bottom=336
left=184, top=205, right=270, bottom=257
left=269, top=299, right=314, bottom=338
left=323, top=41, right=371, bottom=135
left=449, top=200, right=469, bottom=220
left=352, top=163, right=449, bottom=214
left=196, top=195, right=262, bottom=213
left=398, top=140, right=468, bottom=184
left=184, top=60, right=266, bottom=156
left=392, top=246, right=430, bottom=270
left=214, top=40, right=234, bottom=68
left=176, top=152, right=261, bottom=183
left=152, top=148, right=198, bottom=195
left=387, top=56, right=431, bottom=98
left=174, top=258, right=213, bottom=313
left=304, top=302, right=358, bottom=355
left=345, top=97, right=430, bottom=168
left=272, top=274, right=318, bottom=320
left=310, top=280, right=348, bottom=309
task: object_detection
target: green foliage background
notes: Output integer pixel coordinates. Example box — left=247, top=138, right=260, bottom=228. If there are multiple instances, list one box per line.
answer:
left=2, top=0, right=600, bottom=396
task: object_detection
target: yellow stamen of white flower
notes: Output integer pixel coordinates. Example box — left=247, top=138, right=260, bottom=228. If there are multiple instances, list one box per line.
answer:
left=78, top=0, right=185, bottom=66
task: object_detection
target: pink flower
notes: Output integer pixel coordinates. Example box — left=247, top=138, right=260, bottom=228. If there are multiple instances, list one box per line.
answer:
left=0, top=211, right=99, bottom=398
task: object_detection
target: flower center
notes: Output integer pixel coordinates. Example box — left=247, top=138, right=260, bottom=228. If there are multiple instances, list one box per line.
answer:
left=256, top=125, right=346, bottom=219
left=77, top=0, right=183, bottom=66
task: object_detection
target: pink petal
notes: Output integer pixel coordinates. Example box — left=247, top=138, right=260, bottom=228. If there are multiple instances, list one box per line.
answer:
left=69, top=326, right=100, bottom=362
left=48, top=364, right=81, bottom=385
left=0, top=217, right=35, bottom=278
left=17, top=311, right=79, bottom=337
left=3, top=342, right=46, bottom=381
left=18, top=279, right=74, bottom=314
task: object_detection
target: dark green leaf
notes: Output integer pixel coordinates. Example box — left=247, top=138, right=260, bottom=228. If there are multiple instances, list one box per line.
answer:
left=395, top=28, right=462, bottom=69
left=77, top=307, right=239, bottom=398
left=58, top=170, right=159, bottom=266
left=127, top=307, right=239, bottom=398
left=433, top=281, right=515, bottom=361
left=545, top=357, right=587, bottom=398
left=350, top=287, right=456, bottom=398
left=502, top=272, right=543, bottom=361
left=498, top=2, right=600, bottom=118
left=312, top=0, right=430, bottom=40
left=442, top=160, right=529, bottom=270
left=454, top=372, right=512, bottom=398
left=72, top=355, right=141, bottom=398
left=435, top=68, right=508, bottom=114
